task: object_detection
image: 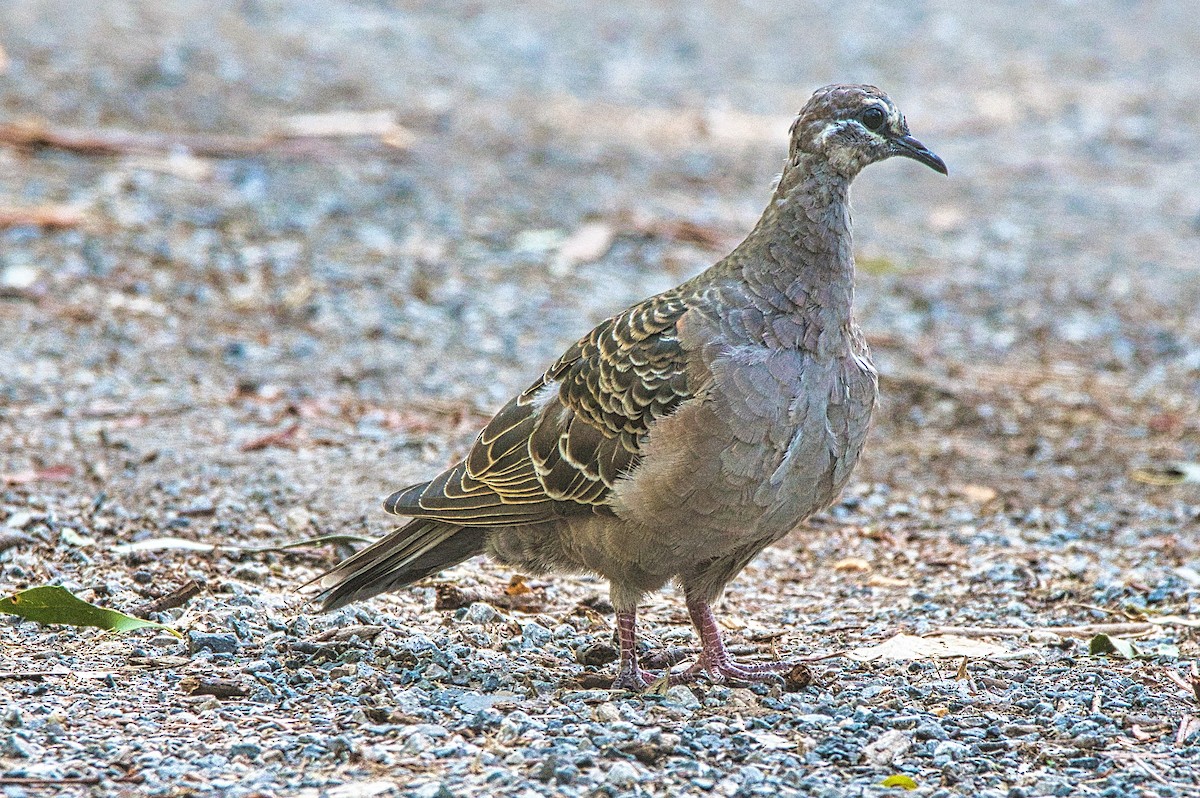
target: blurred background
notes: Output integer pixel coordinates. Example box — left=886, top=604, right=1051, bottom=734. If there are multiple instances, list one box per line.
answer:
left=1, top=0, right=1196, bottom=526
left=3, top=2, right=1200, bottom=795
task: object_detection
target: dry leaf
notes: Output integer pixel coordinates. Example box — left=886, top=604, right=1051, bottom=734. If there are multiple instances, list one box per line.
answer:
left=1131, top=463, right=1200, bottom=486
left=862, top=729, right=913, bottom=765
left=552, top=222, right=615, bottom=274
left=846, top=633, right=1028, bottom=662
left=504, top=575, right=533, bottom=596
left=954, top=484, right=998, bottom=503
left=833, top=557, right=872, bottom=572
left=747, top=731, right=793, bottom=750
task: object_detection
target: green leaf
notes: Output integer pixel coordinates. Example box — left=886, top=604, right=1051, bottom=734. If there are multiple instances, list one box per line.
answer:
left=880, top=774, right=918, bottom=790
left=857, top=256, right=904, bottom=276
left=1088, top=633, right=1140, bottom=659
left=0, top=586, right=182, bottom=638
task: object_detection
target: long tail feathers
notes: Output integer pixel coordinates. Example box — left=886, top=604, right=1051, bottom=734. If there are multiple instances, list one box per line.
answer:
left=315, top=519, right=486, bottom=611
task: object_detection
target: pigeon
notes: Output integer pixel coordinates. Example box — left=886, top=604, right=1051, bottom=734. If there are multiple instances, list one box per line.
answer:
left=315, top=84, right=946, bottom=689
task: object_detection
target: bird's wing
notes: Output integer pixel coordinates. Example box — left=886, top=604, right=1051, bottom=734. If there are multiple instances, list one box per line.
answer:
left=384, top=290, right=698, bottom=524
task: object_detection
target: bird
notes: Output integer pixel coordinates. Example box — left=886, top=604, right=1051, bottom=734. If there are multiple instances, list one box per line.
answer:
left=314, top=84, right=946, bottom=690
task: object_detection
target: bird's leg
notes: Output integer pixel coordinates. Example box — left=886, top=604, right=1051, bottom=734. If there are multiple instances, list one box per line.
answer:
left=610, top=608, right=657, bottom=691
left=682, top=596, right=794, bottom=684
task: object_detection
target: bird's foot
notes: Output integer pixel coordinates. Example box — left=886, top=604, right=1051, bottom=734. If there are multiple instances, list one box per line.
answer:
left=610, top=663, right=659, bottom=691
left=611, top=656, right=804, bottom=691
left=677, top=654, right=796, bottom=686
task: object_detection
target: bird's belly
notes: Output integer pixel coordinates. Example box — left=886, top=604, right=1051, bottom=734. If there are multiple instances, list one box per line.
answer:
left=607, top=347, right=876, bottom=568
left=750, top=350, right=877, bottom=536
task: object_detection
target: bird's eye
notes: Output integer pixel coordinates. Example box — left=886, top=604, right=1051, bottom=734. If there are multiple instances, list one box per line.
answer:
left=860, top=107, right=886, bottom=132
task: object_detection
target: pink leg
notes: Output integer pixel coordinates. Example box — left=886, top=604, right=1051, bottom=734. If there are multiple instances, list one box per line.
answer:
left=681, top=598, right=793, bottom=683
left=610, top=601, right=795, bottom=690
left=610, top=609, right=657, bottom=690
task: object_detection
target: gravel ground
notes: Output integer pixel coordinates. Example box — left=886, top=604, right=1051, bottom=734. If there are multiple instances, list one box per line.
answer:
left=3, top=2, right=1200, bottom=796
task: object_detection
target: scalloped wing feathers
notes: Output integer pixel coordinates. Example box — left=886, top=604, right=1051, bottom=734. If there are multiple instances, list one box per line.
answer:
left=383, top=290, right=696, bottom=525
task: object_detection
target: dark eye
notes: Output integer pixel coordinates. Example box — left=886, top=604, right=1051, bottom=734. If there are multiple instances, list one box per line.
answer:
left=860, top=107, right=886, bottom=132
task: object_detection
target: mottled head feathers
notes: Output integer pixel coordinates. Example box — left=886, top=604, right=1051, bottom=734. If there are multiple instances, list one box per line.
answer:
left=788, top=84, right=946, bottom=177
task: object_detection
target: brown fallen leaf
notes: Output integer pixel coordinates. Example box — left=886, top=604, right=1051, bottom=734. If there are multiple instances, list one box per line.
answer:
left=1148, top=412, right=1184, bottom=436
left=1177, top=715, right=1199, bottom=747
left=783, top=663, right=813, bottom=692
left=832, top=557, right=872, bottom=572
left=504, top=575, right=533, bottom=596
left=433, top=582, right=544, bottom=614
left=0, top=531, right=31, bottom=554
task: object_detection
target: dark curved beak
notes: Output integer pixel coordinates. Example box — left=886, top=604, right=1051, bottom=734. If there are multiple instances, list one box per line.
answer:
left=893, top=135, right=947, bottom=175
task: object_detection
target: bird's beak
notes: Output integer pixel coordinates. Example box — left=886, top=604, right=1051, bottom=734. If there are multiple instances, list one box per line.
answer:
left=892, top=135, right=947, bottom=175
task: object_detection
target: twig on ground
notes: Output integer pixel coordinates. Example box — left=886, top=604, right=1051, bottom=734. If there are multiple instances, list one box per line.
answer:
left=1164, top=664, right=1200, bottom=704
left=0, top=670, right=70, bottom=680
left=132, top=579, right=202, bottom=617
left=240, top=422, right=301, bottom=452
left=0, top=115, right=413, bottom=160
left=1176, top=716, right=1197, bottom=747
left=0, top=206, right=86, bottom=229
left=0, top=777, right=100, bottom=786
left=1, top=465, right=76, bottom=485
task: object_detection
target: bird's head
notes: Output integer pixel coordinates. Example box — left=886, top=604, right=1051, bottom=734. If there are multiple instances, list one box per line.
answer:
left=788, top=84, right=947, bottom=178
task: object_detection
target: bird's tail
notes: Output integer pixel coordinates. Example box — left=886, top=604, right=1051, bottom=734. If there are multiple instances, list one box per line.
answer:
left=315, top=519, right=486, bottom=611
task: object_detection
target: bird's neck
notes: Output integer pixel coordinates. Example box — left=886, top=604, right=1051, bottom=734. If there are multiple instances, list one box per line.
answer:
left=735, top=157, right=858, bottom=354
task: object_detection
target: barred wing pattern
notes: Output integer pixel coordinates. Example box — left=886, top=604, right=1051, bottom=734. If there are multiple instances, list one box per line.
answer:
left=384, top=291, right=695, bottom=524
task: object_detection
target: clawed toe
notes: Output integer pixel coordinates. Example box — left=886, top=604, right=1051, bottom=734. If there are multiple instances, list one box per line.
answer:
left=684, top=657, right=791, bottom=686
left=611, top=658, right=802, bottom=691
left=610, top=604, right=807, bottom=692
left=610, top=666, right=658, bottom=691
